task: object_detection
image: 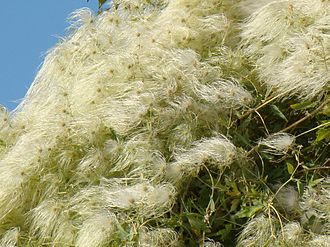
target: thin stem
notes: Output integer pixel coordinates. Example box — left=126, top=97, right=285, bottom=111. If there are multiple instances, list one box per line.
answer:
left=255, top=110, right=270, bottom=135
left=269, top=204, right=284, bottom=234
left=239, top=91, right=289, bottom=121
left=296, top=121, right=330, bottom=138
left=280, top=97, right=330, bottom=133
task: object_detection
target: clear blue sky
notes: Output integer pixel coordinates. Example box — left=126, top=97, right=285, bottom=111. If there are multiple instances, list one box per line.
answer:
left=0, top=1, right=99, bottom=111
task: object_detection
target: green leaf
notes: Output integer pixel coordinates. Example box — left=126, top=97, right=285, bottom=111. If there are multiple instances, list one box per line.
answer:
left=309, top=178, right=324, bottom=187
left=235, top=204, right=263, bottom=218
left=322, top=105, right=330, bottom=116
left=270, top=104, right=288, bottom=122
left=214, top=224, right=233, bottom=241
left=230, top=198, right=241, bottom=212
left=234, top=133, right=251, bottom=147
left=290, top=101, right=316, bottom=110
left=116, top=224, right=130, bottom=239
left=98, top=0, right=107, bottom=8
left=315, top=127, right=330, bottom=142
left=287, top=162, right=295, bottom=175
left=185, top=213, right=208, bottom=232
left=208, top=198, right=215, bottom=213
left=296, top=180, right=303, bottom=195
left=238, top=115, right=252, bottom=130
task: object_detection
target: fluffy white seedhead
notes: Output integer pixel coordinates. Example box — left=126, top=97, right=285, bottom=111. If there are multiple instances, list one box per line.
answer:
left=238, top=0, right=275, bottom=16
left=267, top=33, right=330, bottom=99
left=108, top=133, right=165, bottom=177
left=258, top=133, right=295, bottom=155
left=300, top=177, right=330, bottom=235
left=273, top=184, right=300, bottom=214
left=71, top=181, right=176, bottom=218
left=100, top=94, right=151, bottom=135
left=241, top=0, right=330, bottom=99
left=76, top=211, right=117, bottom=247
left=167, top=136, right=236, bottom=182
left=138, top=227, right=179, bottom=247
left=153, top=0, right=230, bottom=50
left=241, top=0, right=327, bottom=55
left=279, top=222, right=303, bottom=245
left=77, top=147, right=106, bottom=173
left=0, top=106, right=11, bottom=142
left=0, top=132, right=50, bottom=220
left=0, top=228, right=19, bottom=247
left=203, top=239, right=223, bottom=247
left=68, top=8, right=94, bottom=27
left=307, top=235, right=330, bottom=247
left=0, top=176, right=22, bottom=221
left=29, top=199, right=75, bottom=244
left=236, top=214, right=277, bottom=247
left=196, top=79, right=253, bottom=108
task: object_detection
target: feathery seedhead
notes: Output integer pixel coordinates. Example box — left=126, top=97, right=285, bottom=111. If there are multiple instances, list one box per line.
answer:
left=300, top=177, right=330, bottom=235
left=236, top=214, right=277, bottom=247
left=241, top=0, right=330, bottom=99
left=71, top=180, right=176, bottom=218
left=307, top=235, right=330, bottom=247
left=76, top=211, right=118, bottom=247
left=29, top=199, right=70, bottom=241
left=2, top=0, right=328, bottom=246
left=203, top=238, right=223, bottom=247
left=196, top=79, right=253, bottom=109
left=138, top=227, right=180, bottom=247
left=0, top=228, right=19, bottom=247
left=273, top=184, right=300, bottom=214
left=258, top=133, right=295, bottom=155
left=167, top=136, right=236, bottom=182
left=279, top=222, right=303, bottom=245
left=0, top=105, right=9, bottom=129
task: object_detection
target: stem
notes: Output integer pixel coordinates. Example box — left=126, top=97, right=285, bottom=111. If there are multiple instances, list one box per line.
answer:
left=296, top=121, right=330, bottom=138
left=280, top=97, right=330, bottom=133
left=246, top=97, right=330, bottom=157
left=238, top=91, right=290, bottom=122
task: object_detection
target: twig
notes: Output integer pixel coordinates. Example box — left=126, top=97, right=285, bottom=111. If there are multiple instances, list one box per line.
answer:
left=280, top=97, right=330, bottom=133
left=238, top=90, right=290, bottom=122
left=296, top=121, right=330, bottom=137
left=246, top=97, right=330, bottom=157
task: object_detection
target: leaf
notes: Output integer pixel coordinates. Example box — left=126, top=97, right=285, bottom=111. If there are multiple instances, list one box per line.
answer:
left=315, top=127, right=330, bottom=142
left=230, top=199, right=241, bottom=212
left=234, top=133, right=251, bottom=147
left=235, top=204, right=263, bottom=218
left=208, top=198, right=215, bottom=213
left=270, top=104, right=288, bottom=122
left=116, top=224, right=130, bottom=239
left=214, top=224, right=233, bottom=241
left=287, top=162, right=295, bottom=175
left=322, top=105, right=330, bottom=116
left=309, top=178, right=324, bottom=187
left=290, top=101, right=316, bottom=110
left=238, top=115, right=252, bottom=130
left=185, top=213, right=208, bottom=232
left=98, top=0, right=107, bottom=8
left=296, top=180, right=303, bottom=195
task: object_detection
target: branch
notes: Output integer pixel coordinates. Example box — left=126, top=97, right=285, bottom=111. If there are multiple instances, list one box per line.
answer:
left=280, top=97, right=330, bottom=133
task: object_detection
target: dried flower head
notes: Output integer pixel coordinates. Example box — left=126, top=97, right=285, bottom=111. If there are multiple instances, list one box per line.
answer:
left=0, top=228, right=19, bottom=247
left=259, top=133, right=295, bottom=155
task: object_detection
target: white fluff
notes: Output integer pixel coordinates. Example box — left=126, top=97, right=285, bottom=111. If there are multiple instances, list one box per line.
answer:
left=259, top=133, right=295, bottom=155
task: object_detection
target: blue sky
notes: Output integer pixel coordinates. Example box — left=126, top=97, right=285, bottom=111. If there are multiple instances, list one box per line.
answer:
left=0, top=1, right=99, bottom=111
